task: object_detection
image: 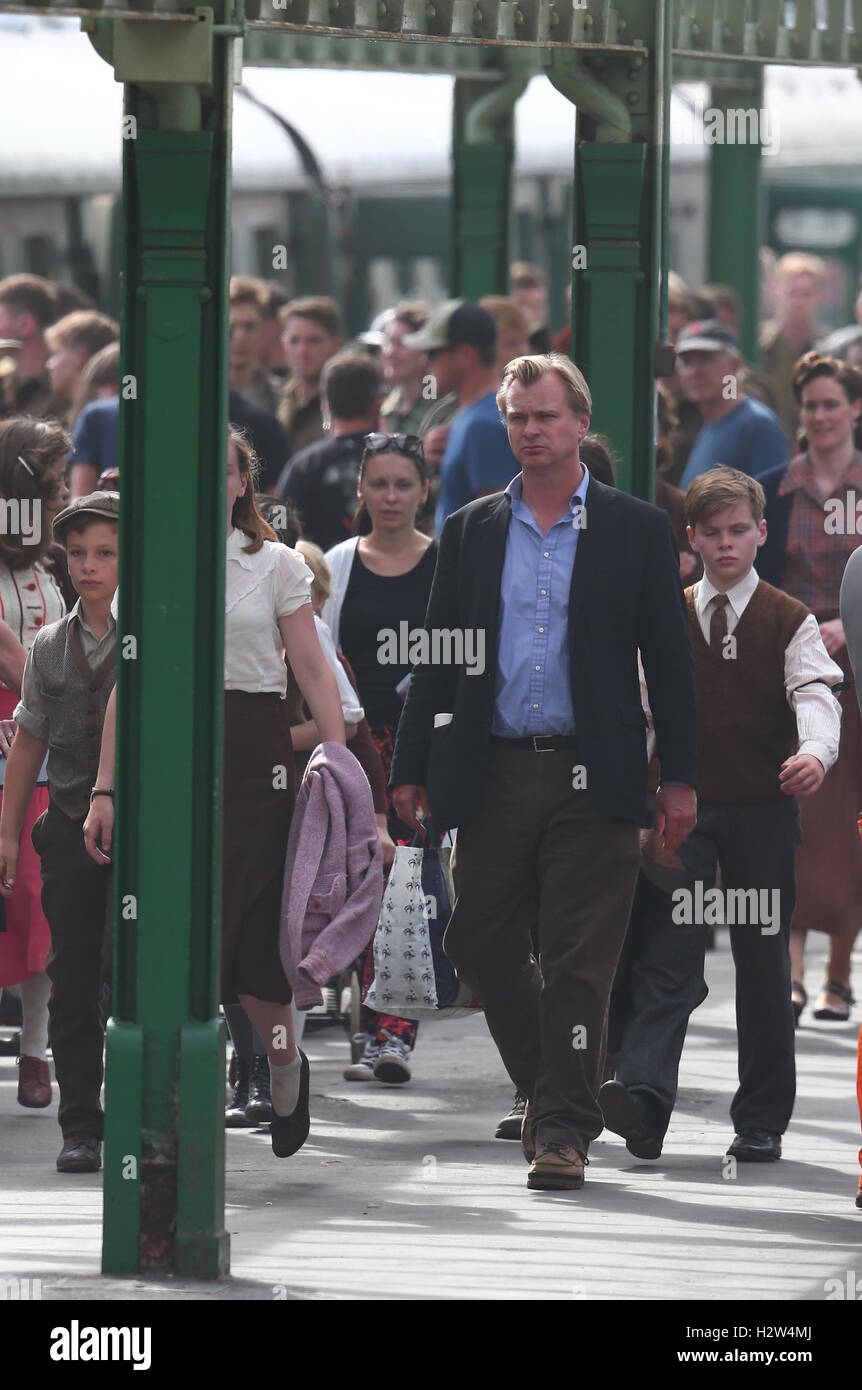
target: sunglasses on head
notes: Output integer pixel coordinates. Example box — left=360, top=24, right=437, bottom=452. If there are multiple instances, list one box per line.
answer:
left=363, top=432, right=426, bottom=461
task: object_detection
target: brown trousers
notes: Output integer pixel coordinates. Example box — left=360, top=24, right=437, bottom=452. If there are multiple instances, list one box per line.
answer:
left=446, top=742, right=641, bottom=1153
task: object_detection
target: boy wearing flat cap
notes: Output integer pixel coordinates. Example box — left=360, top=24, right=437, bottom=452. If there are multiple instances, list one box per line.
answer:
left=0, top=491, right=118, bottom=1174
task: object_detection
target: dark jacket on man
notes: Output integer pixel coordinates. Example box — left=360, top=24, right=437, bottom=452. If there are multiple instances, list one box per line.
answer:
left=390, top=476, right=698, bottom=831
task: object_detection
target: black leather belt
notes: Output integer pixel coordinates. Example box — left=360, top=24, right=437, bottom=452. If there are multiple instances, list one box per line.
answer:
left=492, top=735, right=579, bottom=753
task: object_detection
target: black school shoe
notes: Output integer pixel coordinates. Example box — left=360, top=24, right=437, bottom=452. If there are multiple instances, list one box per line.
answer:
left=599, top=1080, right=663, bottom=1160
left=495, top=1090, right=527, bottom=1140
left=245, top=1053, right=273, bottom=1125
left=57, top=1135, right=102, bottom=1173
left=225, top=1058, right=254, bottom=1128
left=727, top=1129, right=782, bottom=1162
left=271, top=1049, right=310, bottom=1158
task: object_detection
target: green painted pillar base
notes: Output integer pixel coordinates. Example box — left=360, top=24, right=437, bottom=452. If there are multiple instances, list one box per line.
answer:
left=176, top=1019, right=230, bottom=1279
left=101, top=1021, right=143, bottom=1275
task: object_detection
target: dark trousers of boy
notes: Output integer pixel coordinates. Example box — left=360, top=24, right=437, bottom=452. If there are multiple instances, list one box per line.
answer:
left=33, top=803, right=111, bottom=1140
left=613, top=796, right=800, bottom=1140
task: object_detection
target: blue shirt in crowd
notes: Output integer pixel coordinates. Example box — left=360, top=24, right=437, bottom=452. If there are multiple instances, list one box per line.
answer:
left=69, top=397, right=120, bottom=478
left=679, top=396, right=788, bottom=489
left=492, top=466, right=590, bottom=738
left=435, top=390, right=518, bottom=532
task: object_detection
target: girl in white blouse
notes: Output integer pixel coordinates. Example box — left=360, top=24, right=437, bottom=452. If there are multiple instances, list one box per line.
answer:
left=0, top=417, right=70, bottom=1110
left=84, top=429, right=345, bottom=1158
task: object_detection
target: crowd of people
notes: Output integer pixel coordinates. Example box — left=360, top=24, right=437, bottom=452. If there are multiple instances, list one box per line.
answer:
left=0, top=255, right=859, bottom=1204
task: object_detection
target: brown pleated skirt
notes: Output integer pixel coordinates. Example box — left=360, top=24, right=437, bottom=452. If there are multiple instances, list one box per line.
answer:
left=793, top=655, right=862, bottom=942
left=222, top=690, right=295, bottom=1003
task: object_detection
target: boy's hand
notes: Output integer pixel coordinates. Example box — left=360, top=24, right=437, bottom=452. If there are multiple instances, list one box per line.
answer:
left=0, top=835, right=18, bottom=896
left=83, top=796, right=114, bottom=865
left=819, top=618, right=846, bottom=656
left=779, top=753, right=825, bottom=798
left=0, top=720, right=16, bottom=756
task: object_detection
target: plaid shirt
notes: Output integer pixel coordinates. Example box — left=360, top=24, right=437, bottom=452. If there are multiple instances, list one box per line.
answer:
left=778, top=450, right=862, bottom=621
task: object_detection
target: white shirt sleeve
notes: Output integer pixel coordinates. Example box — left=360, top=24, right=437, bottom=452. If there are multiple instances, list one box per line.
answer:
left=274, top=545, right=313, bottom=620
left=313, top=616, right=365, bottom=724
left=785, top=613, right=844, bottom=773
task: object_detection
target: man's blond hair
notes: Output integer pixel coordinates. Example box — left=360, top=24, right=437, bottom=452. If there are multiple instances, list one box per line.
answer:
left=497, top=353, right=592, bottom=419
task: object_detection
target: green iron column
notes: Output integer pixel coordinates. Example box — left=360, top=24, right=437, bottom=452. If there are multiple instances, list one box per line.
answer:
left=452, top=73, right=528, bottom=299
left=558, top=0, right=672, bottom=499
left=708, top=74, right=764, bottom=363
left=97, top=12, right=232, bottom=1278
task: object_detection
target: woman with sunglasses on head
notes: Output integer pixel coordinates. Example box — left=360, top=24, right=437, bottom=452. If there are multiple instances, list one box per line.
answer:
left=0, top=417, right=71, bottom=1109
left=758, top=352, right=862, bottom=1025
left=323, top=433, right=437, bottom=1084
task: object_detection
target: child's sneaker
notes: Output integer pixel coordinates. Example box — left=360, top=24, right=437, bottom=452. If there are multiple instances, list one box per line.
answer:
left=343, top=1036, right=380, bottom=1081
left=373, top=1031, right=412, bottom=1085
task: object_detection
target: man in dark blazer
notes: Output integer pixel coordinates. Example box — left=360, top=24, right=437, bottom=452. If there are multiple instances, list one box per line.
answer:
left=391, top=354, right=697, bottom=1191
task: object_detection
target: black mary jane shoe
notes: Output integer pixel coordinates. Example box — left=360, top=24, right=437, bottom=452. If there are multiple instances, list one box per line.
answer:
left=271, top=1049, right=310, bottom=1158
left=726, top=1129, right=782, bottom=1163
left=791, top=981, right=807, bottom=1027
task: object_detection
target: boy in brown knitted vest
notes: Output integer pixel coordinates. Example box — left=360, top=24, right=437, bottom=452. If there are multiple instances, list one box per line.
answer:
left=0, top=493, right=118, bottom=1175
left=601, top=467, right=842, bottom=1164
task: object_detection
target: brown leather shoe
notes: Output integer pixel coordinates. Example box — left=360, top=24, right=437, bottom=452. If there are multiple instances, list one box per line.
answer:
left=527, top=1143, right=586, bottom=1190
left=17, top=1054, right=51, bottom=1108
left=521, top=1098, right=537, bottom=1164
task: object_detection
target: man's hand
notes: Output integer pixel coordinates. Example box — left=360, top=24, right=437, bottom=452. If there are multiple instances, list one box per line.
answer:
left=421, top=425, right=450, bottom=471
left=0, top=834, right=18, bottom=896
left=654, top=783, right=697, bottom=854
left=392, top=784, right=430, bottom=831
left=0, top=720, right=16, bottom=757
left=819, top=618, right=846, bottom=656
left=83, top=796, right=114, bottom=865
left=779, top=753, right=825, bottom=799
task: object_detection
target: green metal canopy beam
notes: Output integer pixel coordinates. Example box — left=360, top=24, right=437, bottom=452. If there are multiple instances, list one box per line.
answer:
left=6, top=0, right=862, bottom=72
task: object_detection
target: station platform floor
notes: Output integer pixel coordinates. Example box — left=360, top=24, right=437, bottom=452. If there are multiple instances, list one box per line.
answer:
left=1, top=932, right=860, bottom=1301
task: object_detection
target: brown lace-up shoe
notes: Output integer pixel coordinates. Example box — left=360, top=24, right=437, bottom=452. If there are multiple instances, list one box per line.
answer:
left=521, top=1098, right=537, bottom=1164
left=527, top=1143, right=586, bottom=1190
left=17, top=1055, right=51, bottom=1108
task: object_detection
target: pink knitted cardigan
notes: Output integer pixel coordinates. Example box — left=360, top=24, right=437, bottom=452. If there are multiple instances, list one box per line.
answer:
left=279, top=741, right=383, bottom=1009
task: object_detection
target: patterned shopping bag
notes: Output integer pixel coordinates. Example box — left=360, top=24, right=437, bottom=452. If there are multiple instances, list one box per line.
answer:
left=364, top=830, right=480, bottom=1017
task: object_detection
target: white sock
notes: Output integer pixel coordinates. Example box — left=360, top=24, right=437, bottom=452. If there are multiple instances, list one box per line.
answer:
left=270, top=1052, right=302, bottom=1117
left=290, top=998, right=307, bottom=1047
left=19, top=972, right=51, bottom=1059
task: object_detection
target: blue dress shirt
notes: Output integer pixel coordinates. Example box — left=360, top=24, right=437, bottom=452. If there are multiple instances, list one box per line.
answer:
left=492, top=467, right=590, bottom=737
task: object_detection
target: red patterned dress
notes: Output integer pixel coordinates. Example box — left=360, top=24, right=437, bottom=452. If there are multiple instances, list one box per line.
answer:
left=777, top=451, right=862, bottom=941
left=0, top=559, right=66, bottom=986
